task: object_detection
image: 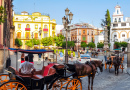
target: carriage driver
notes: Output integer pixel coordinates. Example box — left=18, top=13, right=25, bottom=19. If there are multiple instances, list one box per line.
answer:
left=19, top=56, right=36, bottom=74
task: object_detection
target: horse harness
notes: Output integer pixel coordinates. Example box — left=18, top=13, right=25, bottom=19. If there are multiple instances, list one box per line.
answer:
left=85, top=61, right=97, bottom=75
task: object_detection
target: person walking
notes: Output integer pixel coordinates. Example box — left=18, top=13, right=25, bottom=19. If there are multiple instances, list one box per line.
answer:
left=59, top=51, right=63, bottom=62
left=104, top=50, right=107, bottom=62
left=28, top=53, right=34, bottom=64
left=21, top=53, right=25, bottom=63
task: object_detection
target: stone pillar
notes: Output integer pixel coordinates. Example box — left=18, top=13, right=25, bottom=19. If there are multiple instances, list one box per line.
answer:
left=127, top=43, right=130, bottom=67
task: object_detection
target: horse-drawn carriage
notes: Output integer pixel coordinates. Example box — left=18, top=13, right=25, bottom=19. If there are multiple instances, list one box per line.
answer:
left=91, top=51, right=98, bottom=57
left=0, top=48, right=103, bottom=90
left=104, top=49, right=124, bottom=75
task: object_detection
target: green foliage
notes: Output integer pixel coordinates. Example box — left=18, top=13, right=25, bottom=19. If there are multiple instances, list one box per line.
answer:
left=15, top=38, right=22, bottom=47
left=81, top=42, right=87, bottom=49
left=41, top=36, right=53, bottom=46
left=106, top=9, right=111, bottom=42
left=88, top=42, right=95, bottom=48
left=32, top=38, right=40, bottom=45
left=53, top=49, right=56, bottom=54
left=62, top=41, right=66, bottom=48
left=73, top=51, right=75, bottom=57
left=0, top=6, right=7, bottom=24
left=114, top=42, right=121, bottom=49
left=120, top=42, right=128, bottom=47
left=25, top=40, right=33, bottom=48
left=108, top=43, right=111, bottom=48
left=68, top=51, right=71, bottom=57
left=53, top=35, right=65, bottom=47
left=62, top=49, right=65, bottom=54
left=97, top=42, right=104, bottom=48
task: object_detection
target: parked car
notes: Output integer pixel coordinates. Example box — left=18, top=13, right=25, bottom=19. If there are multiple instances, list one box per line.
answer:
left=78, top=54, right=91, bottom=63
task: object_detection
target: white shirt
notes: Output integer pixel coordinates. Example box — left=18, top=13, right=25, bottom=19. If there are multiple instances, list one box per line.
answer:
left=19, top=61, right=35, bottom=74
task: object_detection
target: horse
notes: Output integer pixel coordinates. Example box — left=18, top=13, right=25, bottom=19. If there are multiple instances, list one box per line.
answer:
left=66, top=60, right=104, bottom=90
left=113, top=55, right=122, bottom=75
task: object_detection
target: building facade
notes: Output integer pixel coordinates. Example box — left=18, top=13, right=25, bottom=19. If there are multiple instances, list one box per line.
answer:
left=13, top=11, right=56, bottom=49
left=69, top=23, right=103, bottom=51
left=110, top=5, right=130, bottom=50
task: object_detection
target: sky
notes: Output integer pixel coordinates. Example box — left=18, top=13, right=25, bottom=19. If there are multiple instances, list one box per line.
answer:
left=13, top=0, right=130, bottom=28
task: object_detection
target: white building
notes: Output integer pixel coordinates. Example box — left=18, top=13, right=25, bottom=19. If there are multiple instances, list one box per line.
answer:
left=110, top=5, right=130, bottom=50
left=56, top=25, right=64, bottom=35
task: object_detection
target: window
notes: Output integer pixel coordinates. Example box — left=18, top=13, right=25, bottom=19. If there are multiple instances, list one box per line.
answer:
left=18, top=24, right=21, bottom=28
left=35, top=25, right=38, bottom=29
left=119, top=18, right=121, bottom=22
left=117, top=10, right=119, bottom=14
left=115, top=18, right=117, bottom=22
left=79, top=30, right=81, bottom=35
left=82, top=36, right=86, bottom=41
left=17, top=32, right=21, bottom=38
left=83, top=30, right=85, bottom=34
left=114, top=35, right=117, bottom=37
left=16, top=18, right=18, bottom=20
left=92, top=31, right=93, bottom=35
left=87, top=31, right=89, bottom=35
left=113, top=24, right=118, bottom=27
left=52, top=26, right=55, bottom=30
left=26, top=24, right=30, bottom=28
left=122, top=34, right=125, bottom=37
left=26, top=32, right=30, bottom=39
left=35, top=33, right=38, bottom=39
left=121, top=23, right=126, bottom=26
left=44, top=25, right=47, bottom=29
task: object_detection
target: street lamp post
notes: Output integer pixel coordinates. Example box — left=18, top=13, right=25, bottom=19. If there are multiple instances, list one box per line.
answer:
left=62, top=8, right=73, bottom=64
left=39, top=27, right=42, bottom=49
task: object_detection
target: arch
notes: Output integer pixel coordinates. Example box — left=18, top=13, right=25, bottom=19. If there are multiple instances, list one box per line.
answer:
left=119, top=31, right=128, bottom=38
left=111, top=31, right=120, bottom=38
left=127, top=31, right=130, bottom=38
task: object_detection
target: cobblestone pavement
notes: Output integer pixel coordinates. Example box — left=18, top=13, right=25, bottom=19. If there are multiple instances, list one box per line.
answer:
left=6, top=52, right=130, bottom=90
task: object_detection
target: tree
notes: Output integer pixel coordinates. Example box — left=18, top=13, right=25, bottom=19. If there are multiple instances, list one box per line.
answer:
left=120, top=42, right=128, bottom=48
left=97, top=42, right=104, bottom=48
left=62, top=41, right=75, bottom=49
left=53, top=34, right=65, bottom=47
left=41, top=36, right=53, bottom=47
left=88, top=42, right=95, bottom=48
left=15, top=38, right=22, bottom=48
left=106, top=9, right=111, bottom=42
left=114, top=42, right=121, bottom=49
left=25, top=40, right=33, bottom=48
left=0, top=6, right=7, bottom=24
left=32, top=38, right=40, bottom=45
left=81, top=42, right=87, bottom=50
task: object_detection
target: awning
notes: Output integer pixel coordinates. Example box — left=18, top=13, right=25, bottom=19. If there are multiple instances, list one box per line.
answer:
left=9, top=48, right=54, bottom=54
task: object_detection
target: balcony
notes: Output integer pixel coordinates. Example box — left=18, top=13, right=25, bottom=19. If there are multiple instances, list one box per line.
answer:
left=25, top=28, right=30, bottom=31
left=43, top=29, right=48, bottom=31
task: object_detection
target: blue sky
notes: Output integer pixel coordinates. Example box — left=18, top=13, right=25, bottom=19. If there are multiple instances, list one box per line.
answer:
left=13, top=0, right=129, bottom=28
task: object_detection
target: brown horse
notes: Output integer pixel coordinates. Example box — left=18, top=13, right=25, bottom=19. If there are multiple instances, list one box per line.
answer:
left=67, top=60, right=103, bottom=90
left=113, top=55, right=122, bottom=75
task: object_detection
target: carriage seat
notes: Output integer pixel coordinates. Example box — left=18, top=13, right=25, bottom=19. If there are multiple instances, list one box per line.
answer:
left=8, top=66, right=33, bottom=77
left=33, top=64, right=56, bottom=79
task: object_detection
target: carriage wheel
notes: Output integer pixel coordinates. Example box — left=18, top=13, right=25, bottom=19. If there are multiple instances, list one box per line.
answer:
left=51, top=80, right=61, bottom=90
left=120, top=64, right=124, bottom=73
left=66, top=78, right=82, bottom=90
left=0, top=74, right=9, bottom=84
left=104, top=62, right=107, bottom=69
left=0, top=80, right=27, bottom=90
